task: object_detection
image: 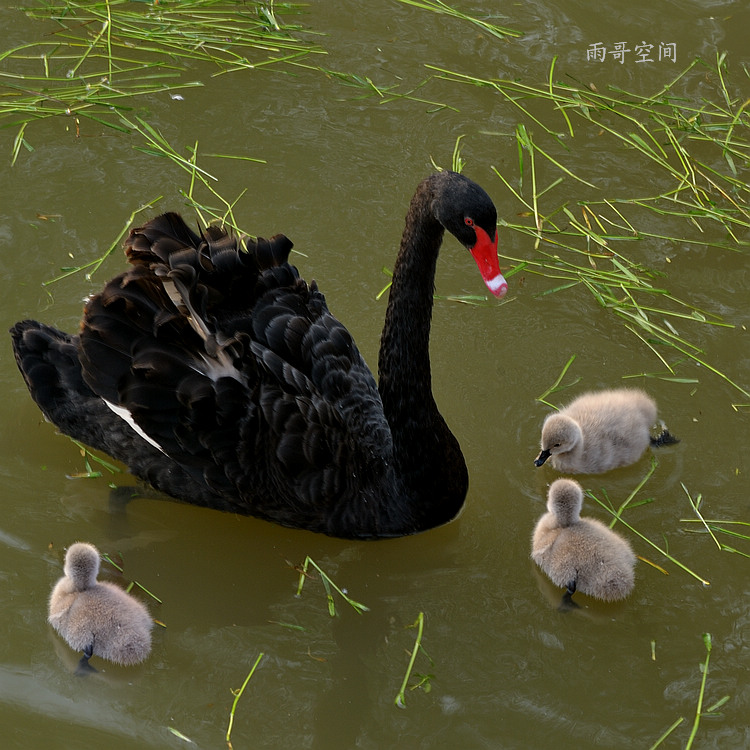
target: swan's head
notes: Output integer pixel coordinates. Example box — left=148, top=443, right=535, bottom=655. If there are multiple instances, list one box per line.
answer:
left=535, top=413, right=582, bottom=466
left=547, top=478, right=584, bottom=526
left=63, top=542, right=101, bottom=591
left=432, top=171, right=507, bottom=298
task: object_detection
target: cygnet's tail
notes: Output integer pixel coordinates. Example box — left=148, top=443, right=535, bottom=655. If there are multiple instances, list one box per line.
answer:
left=650, top=428, right=680, bottom=447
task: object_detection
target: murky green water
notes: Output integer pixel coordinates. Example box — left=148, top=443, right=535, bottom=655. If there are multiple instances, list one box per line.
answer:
left=1, top=2, right=749, bottom=748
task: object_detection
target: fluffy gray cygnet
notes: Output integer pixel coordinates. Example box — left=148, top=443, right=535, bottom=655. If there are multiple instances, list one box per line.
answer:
left=535, top=388, right=678, bottom=474
left=531, top=478, right=636, bottom=602
left=49, top=542, right=153, bottom=666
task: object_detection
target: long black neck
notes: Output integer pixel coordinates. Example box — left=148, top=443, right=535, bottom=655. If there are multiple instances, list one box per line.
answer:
left=377, top=179, right=468, bottom=530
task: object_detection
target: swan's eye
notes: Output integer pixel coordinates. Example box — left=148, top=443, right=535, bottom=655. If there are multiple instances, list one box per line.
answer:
left=464, top=217, right=475, bottom=227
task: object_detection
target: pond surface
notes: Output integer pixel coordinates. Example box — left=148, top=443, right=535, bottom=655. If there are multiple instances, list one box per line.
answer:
left=1, top=1, right=749, bottom=748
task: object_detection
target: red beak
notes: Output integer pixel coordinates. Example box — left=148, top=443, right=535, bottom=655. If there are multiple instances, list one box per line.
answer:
left=470, top=226, right=507, bottom=298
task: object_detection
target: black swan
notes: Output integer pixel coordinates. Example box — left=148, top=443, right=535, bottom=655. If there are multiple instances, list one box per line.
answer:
left=11, top=171, right=507, bottom=538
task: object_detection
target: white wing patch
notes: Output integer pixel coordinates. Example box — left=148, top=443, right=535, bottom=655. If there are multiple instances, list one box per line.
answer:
left=103, top=400, right=167, bottom=455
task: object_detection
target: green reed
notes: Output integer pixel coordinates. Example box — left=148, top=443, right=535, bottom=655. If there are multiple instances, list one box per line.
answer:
left=1, top=0, right=324, bottom=163
left=226, top=652, right=264, bottom=748
left=294, top=556, right=369, bottom=617
left=100, top=551, right=163, bottom=604
left=586, top=463, right=710, bottom=586
left=394, top=611, right=434, bottom=708
left=395, top=0, right=522, bottom=40
left=649, top=633, right=730, bottom=749
left=420, top=53, right=750, bottom=402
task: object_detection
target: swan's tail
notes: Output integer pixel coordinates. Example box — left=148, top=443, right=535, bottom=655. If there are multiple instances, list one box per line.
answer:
left=9, top=320, right=115, bottom=448
left=10, top=320, right=223, bottom=504
left=650, top=427, right=680, bottom=447
left=11, top=321, right=89, bottom=422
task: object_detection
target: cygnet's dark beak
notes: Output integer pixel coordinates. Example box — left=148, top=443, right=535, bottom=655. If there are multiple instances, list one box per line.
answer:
left=534, top=449, right=551, bottom=467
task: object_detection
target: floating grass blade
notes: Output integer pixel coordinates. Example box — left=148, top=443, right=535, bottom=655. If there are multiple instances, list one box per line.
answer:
left=65, top=438, right=122, bottom=478
left=100, top=551, right=163, bottom=604
left=685, top=634, right=713, bottom=750
left=681, top=483, right=721, bottom=551
left=226, top=652, right=264, bottom=748
left=394, top=612, right=435, bottom=708
left=587, top=479, right=710, bottom=586
left=314, top=66, right=457, bottom=112
left=451, top=134, right=465, bottom=173
left=608, top=457, right=658, bottom=528
left=680, top=519, right=750, bottom=555
left=294, top=556, right=369, bottom=616
left=167, top=726, right=195, bottom=744
left=535, top=354, right=578, bottom=407
left=44, top=197, right=162, bottom=285
left=648, top=717, right=684, bottom=750
left=394, top=0, right=522, bottom=40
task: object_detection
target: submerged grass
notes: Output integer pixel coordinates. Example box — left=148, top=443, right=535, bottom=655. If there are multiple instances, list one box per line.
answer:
left=1, top=0, right=324, bottom=162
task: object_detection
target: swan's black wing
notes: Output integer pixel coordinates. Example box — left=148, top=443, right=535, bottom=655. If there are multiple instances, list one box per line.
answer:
left=74, top=213, right=395, bottom=534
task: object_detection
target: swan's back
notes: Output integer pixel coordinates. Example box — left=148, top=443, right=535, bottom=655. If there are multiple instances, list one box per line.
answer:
left=89, top=215, right=395, bottom=527
left=49, top=543, right=153, bottom=665
left=14, top=214, right=398, bottom=536
left=564, top=389, right=656, bottom=437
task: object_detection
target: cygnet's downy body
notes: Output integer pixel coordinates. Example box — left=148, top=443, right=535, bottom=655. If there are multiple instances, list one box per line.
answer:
left=49, top=542, right=153, bottom=666
left=531, top=478, right=636, bottom=602
left=534, top=388, right=677, bottom=474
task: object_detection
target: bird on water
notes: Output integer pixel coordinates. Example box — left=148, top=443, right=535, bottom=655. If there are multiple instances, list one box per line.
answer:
left=531, top=478, right=636, bottom=603
left=534, top=388, right=678, bottom=474
left=48, top=542, right=153, bottom=667
left=12, top=171, right=507, bottom=538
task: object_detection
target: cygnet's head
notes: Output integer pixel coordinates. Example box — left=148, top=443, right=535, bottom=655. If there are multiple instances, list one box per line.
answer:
left=535, top=414, right=582, bottom=466
left=63, top=542, right=101, bottom=591
left=547, top=478, right=584, bottom=526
